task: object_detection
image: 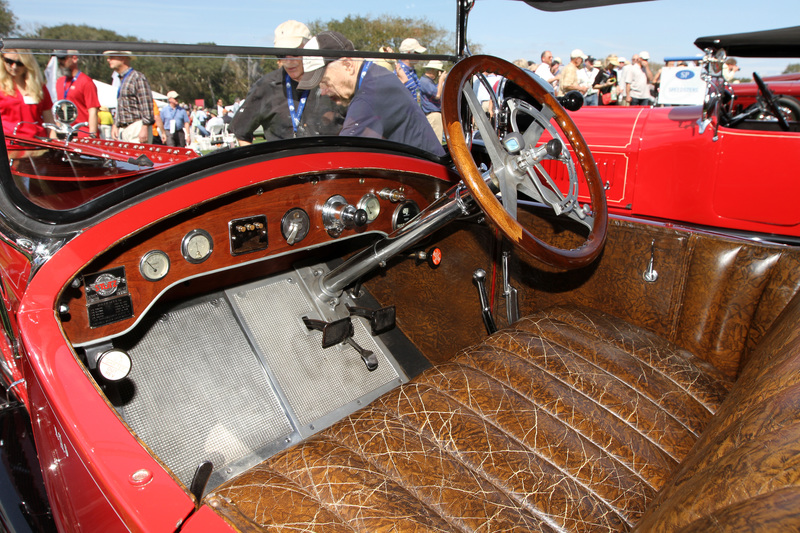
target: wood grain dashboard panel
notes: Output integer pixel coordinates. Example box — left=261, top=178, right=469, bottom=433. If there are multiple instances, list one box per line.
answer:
left=63, top=172, right=441, bottom=346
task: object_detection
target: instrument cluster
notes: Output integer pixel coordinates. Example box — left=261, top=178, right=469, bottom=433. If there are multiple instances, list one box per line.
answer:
left=63, top=176, right=433, bottom=346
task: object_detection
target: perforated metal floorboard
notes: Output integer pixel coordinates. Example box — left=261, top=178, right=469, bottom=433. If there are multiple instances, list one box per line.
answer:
left=111, top=268, right=407, bottom=491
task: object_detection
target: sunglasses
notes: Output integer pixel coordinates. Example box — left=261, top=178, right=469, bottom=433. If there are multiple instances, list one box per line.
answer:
left=3, top=57, right=24, bottom=68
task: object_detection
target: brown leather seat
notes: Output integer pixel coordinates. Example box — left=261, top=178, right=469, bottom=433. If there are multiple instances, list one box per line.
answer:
left=207, top=305, right=735, bottom=531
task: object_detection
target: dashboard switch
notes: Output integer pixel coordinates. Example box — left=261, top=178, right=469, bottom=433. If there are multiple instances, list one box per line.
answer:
left=229, top=215, right=268, bottom=255
left=322, top=195, right=368, bottom=237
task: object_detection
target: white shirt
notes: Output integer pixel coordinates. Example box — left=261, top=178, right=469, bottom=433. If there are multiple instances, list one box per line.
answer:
left=534, top=63, right=555, bottom=83
left=581, top=67, right=598, bottom=95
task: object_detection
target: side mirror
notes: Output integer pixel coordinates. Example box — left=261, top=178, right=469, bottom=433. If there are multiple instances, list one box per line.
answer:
left=49, top=99, right=89, bottom=143
left=53, top=99, right=79, bottom=125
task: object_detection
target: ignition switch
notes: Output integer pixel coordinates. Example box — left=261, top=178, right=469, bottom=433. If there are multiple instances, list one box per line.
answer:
left=322, top=195, right=368, bottom=237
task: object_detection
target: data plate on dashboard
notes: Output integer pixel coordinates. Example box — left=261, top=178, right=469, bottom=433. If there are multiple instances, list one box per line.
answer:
left=229, top=215, right=268, bottom=255
left=84, top=267, right=134, bottom=328
left=87, top=295, right=134, bottom=328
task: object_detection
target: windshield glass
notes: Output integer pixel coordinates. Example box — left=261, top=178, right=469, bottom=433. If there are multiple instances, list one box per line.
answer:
left=0, top=7, right=457, bottom=220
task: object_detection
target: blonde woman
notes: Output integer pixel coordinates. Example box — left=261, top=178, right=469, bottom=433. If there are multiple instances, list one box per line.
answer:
left=0, top=49, right=55, bottom=138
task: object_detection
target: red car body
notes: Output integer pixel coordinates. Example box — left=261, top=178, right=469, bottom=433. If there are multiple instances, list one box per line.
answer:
left=563, top=103, right=800, bottom=239
left=2, top=5, right=800, bottom=533
left=542, top=26, right=800, bottom=241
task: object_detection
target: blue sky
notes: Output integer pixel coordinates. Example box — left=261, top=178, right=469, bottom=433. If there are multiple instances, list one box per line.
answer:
left=9, top=0, right=798, bottom=75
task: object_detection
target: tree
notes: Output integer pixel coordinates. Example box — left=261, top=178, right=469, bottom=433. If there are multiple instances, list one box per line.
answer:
left=26, top=24, right=255, bottom=105
left=308, top=15, right=453, bottom=56
left=27, top=24, right=139, bottom=85
left=784, top=63, right=800, bottom=74
left=0, top=0, right=17, bottom=38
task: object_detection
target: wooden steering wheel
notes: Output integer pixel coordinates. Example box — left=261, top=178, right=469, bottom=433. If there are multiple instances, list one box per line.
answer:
left=442, top=55, right=607, bottom=269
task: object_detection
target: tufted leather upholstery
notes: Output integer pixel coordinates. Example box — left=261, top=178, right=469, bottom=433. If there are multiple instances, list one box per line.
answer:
left=207, top=305, right=735, bottom=531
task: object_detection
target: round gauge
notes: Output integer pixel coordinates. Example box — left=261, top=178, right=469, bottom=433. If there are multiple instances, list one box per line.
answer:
left=357, top=193, right=381, bottom=223
left=392, top=200, right=420, bottom=230
left=181, top=229, right=214, bottom=264
left=139, top=250, right=170, bottom=281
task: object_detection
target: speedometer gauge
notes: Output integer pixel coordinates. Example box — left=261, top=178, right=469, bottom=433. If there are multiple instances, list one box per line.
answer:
left=392, top=200, right=420, bottom=230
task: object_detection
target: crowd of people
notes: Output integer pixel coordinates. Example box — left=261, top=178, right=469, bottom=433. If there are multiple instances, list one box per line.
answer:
left=523, top=49, right=662, bottom=106
left=0, top=25, right=677, bottom=153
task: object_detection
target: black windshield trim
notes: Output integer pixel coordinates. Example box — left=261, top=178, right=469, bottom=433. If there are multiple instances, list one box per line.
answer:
left=0, top=135, right=450, bottom=236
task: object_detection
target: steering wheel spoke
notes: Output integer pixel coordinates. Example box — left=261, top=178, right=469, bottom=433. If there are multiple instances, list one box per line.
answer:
left=754, top=72, right=790, bottom=131
left=495, top=167, right=520, bottom=220
left=442, top=55, right=607, bottom=269
left=462, top=82, right=508, bottom=171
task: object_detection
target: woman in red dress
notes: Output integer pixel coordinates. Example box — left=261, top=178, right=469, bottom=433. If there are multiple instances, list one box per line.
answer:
left=0, top=49, right=55, bottom=138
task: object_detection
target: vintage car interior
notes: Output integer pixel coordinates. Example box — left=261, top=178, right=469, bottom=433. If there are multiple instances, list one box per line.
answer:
left=2, top=5, right=800, bottom=533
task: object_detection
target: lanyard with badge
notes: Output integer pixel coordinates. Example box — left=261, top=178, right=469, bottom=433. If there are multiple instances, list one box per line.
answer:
left=285, top=72, right=308, bottom=136
left=357, top=61, right=372, bottom=90
left=117, top=69, right=133, bottom=98
left=165, top=106, right=181, bottom=134
left=63, top=72, right=80, bottom=99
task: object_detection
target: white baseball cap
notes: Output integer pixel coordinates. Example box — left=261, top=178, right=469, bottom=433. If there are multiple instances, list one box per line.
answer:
left=399, top=38, right=426, bottom=54
left=570, top=49, right=588, bottom=60
left=274, top=20, right=311, bottom=48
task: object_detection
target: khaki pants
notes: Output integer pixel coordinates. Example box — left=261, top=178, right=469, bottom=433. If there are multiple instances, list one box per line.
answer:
left=426, top=112, right=444, bottom=143
left=119, top=120, right=153, bottom=143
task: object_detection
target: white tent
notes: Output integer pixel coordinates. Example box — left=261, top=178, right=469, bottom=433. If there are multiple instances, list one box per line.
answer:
left=92, top=79, right=167, bottom=110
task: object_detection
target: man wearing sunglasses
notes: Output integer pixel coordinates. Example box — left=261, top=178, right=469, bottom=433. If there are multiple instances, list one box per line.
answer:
left=104, top=50, right=155, bottom=143
left=54, top=50, right=100, bottom=137
left=230, top=20, right=343, bottom=145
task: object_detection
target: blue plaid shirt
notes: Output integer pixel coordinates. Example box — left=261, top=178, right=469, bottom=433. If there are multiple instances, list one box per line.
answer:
left=397, top=61, right=421, bottom=105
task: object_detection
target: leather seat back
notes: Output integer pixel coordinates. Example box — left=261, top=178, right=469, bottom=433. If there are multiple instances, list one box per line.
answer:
left=634, top=289, right=800, bottom=531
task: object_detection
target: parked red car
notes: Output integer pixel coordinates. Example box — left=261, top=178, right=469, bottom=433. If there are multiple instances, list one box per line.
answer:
left=522, top=25, right=800, bottom=242
left=1, top=2, right=800, bottom=532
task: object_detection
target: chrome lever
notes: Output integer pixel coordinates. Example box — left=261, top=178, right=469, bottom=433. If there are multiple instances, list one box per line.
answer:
left=473, top=269, right=497, bottom=335
left=502, top=251, right=520, bottom=324
left=643, top=240, right=659, bottom=283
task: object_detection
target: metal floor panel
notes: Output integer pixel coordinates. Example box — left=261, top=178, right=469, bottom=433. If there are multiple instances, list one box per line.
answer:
left=229, top=277, right=401, bottom=429
left=118, top=298, right=293, bottom=487
left=112, top=265, right=407, bottom=491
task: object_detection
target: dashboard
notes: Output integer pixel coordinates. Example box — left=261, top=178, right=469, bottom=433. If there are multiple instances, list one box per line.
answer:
left=61, top=170, right=444, bottom=347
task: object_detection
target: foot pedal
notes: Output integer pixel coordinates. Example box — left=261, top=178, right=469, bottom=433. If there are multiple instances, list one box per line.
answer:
left=302, top=316, right=353, bottom=348
left=346, top=304, right=396, bottom=335
left=303, top=315, right=379, bottom=371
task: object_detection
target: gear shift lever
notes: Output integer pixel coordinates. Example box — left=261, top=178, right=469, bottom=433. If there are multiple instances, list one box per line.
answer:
left=473, top=269, right=497, bottom=335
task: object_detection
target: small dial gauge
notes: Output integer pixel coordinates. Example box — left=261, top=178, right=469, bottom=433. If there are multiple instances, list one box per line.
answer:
left=181, top=229, right=214, bottom=264
left=357, top=193, right=381, bottom=223
left=392, top=200, right=420, bottom=230
left=139, top=250, right=170, bottom=281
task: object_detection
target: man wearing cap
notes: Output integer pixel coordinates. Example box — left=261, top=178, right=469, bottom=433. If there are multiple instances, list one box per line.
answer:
left=625, top=51, right=653, bottom=106
left=298, top=31, right=445, bottom=156
left=104, top=50, right=155, bottom=143
left=55, top=50, right=100, bottom=137
left=419, top=60, right=447, bottom=141
left=230, top=20, right=343, bottom=145
left=560, top=49, right=589, bottom=98
left=396, top=37, right=425, bottom=103
left=161, top=90, right=190, bottom=147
